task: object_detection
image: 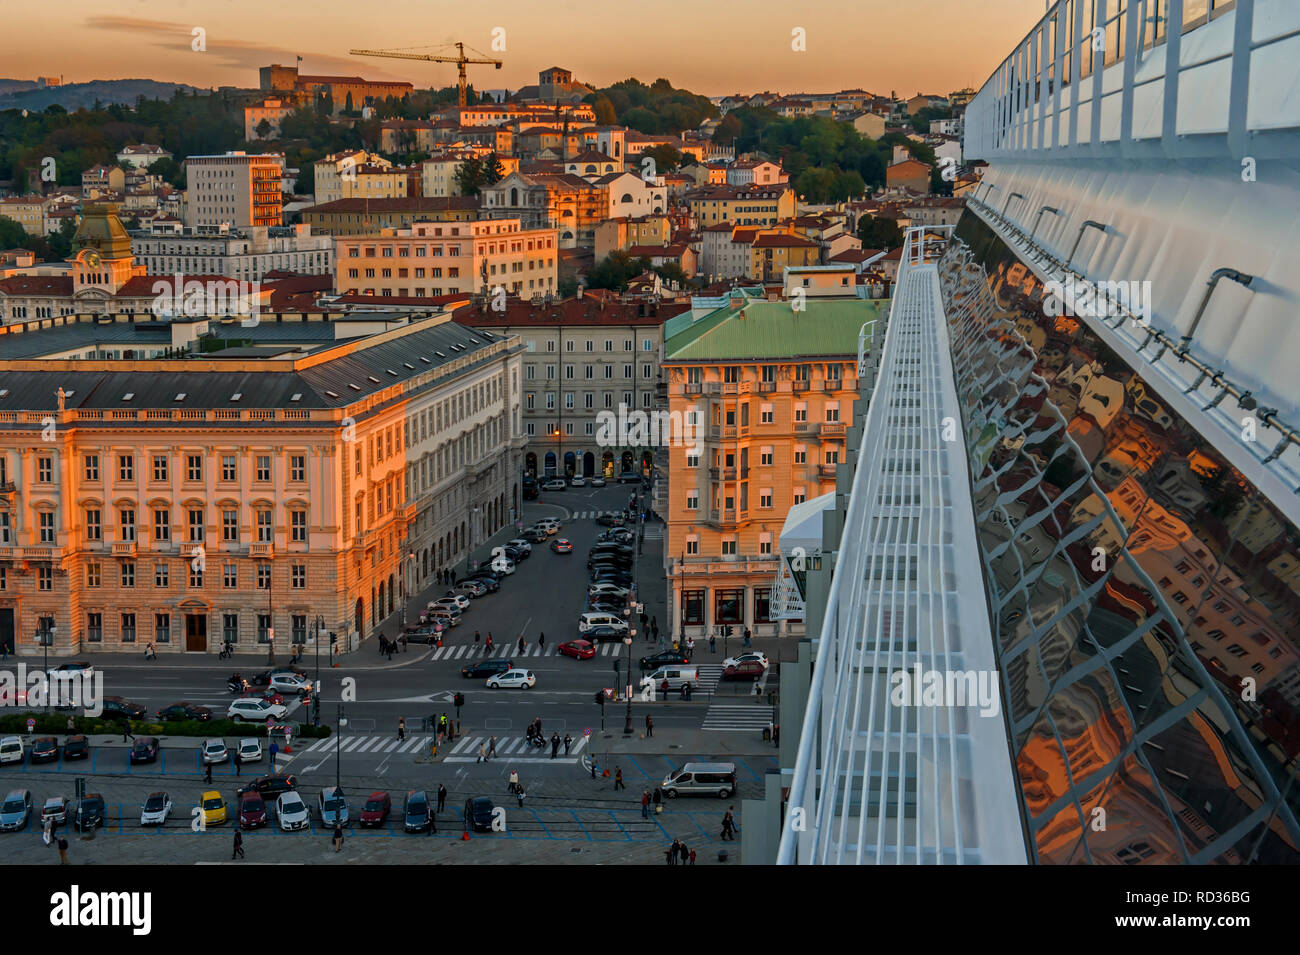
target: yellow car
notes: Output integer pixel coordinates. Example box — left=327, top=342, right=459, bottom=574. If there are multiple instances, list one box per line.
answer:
left=200, top=790, right=228, bottom=827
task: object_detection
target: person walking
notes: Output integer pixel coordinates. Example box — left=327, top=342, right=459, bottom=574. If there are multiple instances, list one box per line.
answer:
left=121, top=719, right=133, bottom=743
left=485, top=633, right=494, bottom=653
left=614, top=767, right=625, bottom=791
left=668, top=838, right=680, bottom=865
left=678, top=841, right=690, bottom=865
left=516, top=785, right=526, bottom=810
left=233, top=750, right=241, bottom=776
left=477, top=741, right=486, bottom=763
left=437, top=783, right=447, bottom=813
left=709, top=634, right=716, bottom=654
left=645, top=714, right=654, bottom=738
left=685, top=636, right=694, bottom=660
left=58, top=835, right=69, bottom=864
left=689, top=847, right=697, bottom=865
left=652, top=787, right=662, bottom=812
left=66, top=715, right=75, bottom=733
left=145, top=642, right=156, bottom=661
left=550, top=731, right=560, bottom=759
left=508, top=769, right=519, bottom=794
left=743, top=627, right=752, bottom=648
left=398, top=717, right=406, bottom=742
left=518, top=634, right=526, bottom=655
left=204, top=759, right=213, bottom=784
left=538, top=631, right=545, bottom=651
left=563, top=733, right=572, bottom=756
left=721, top=807, right=737, bottom=841
left=332, top=823, right=344, bottom=852
left=475, top=630, right=482, bottom=645
left=661, top=679, right=670, bottom=702
left=488, top=736, right=497, bottom=759
left=651, top=616, right=657, bottom=636
left=641, top=790, right=650, bottom=819
left=232, top=829, right=244, bottom=860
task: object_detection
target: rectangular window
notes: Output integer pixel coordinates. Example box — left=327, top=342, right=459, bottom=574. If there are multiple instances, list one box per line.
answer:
left=188, top=509, right=204, bottom=542
left=257, top=511, right=272, bottom=543
left=121, top=562, right=135, bottom=588
left=155, top=613, right=171, bottom=644
left=292, top=564, right=306, bottom=589
left=222, top=509, right=238, bottom=542
left=86, top=562, right=101, bottom=588
left=121, top=613, right=137, bottom=643
left=256, top=455, right=271, bottom=482
left=84, top=454, right=99, bottom=481
left=682, top=589, right=705, bottom=624
left=87, top=612, right=103, bottom=643
left=152, top=455, right=168, bottom=482
left=292, top=614, right=307, bottom=645
left=223, top=563, right=237, bottom=588
left=290, top=455, right=306, bottom=481
left=186, top=454, right=203, bottom=481
left=119, top=454, right=134, bottom=481
left=38, top=511, right=54, bottom=543
left=754, top=588, right=772, bottom=623
left=154, top=563, right=169, bottom=588
left=291, top=510, right=307, bottom=542
left=38, top=566, right=52, bottom=591
left=37, top=457, right=52, bottom=482
left=153, top=509, right=170, bottom=542
left=721, top=539, right=737, bottom=556
left=221, top=455, right=237, bottom=481
left=189, top=564, right=203, bottom=588
left=257, top=613, right=271, bottom=644
left=715, top=588, right=743, bottom=622
left=223, top=613, right=239, bottom=644
left=257, top=564, right=271, bottom=589
left=120, top=509, right=135, bottom=542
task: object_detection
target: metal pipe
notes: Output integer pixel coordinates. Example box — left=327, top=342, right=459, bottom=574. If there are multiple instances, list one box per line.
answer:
left=1065, top=220, right=1108, bottom=271
left=1178, top=267, right=1255, bottom=353
left=1028, top=205, right=1061, bottom=244
left=1002, top=191, right=1025, bottom=217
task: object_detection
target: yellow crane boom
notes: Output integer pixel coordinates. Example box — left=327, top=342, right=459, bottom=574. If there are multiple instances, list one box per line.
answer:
left=349, top=42, right=502, bottom=108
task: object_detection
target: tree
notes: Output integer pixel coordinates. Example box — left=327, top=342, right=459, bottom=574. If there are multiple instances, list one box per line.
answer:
left=587, top=250, right=651, bottom=292
left=255, top=118, right=273, bottom=141
left=591, top=94, right=617, bottom=126
left=482, top=152, right=505, bottom=186
left=454, top=157, right=483, bottom=196
left=857, top=215, right=903, bottom=250
left=640, top=144, right=681, bottom=173
left=713, top=113, right=742, bottom=144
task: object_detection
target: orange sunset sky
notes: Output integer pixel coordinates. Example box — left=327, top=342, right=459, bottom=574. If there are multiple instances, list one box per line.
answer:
left=5, top=0, right=1046, bottom=98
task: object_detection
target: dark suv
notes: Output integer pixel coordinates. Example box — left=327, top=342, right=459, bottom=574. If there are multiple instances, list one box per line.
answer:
left=236, top=774, right=298, bottom=800
left=461, top=658, right=512, bottom=678
left=99, top=696, right=148, bottom=721
left=129, top=737, right=159, bottom=764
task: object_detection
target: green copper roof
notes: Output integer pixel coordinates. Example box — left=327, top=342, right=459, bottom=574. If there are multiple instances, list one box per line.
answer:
left=664, top=298, right=885, bottom=362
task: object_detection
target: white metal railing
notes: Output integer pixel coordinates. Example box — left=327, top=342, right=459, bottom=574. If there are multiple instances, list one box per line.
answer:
left=777, top=226, right=1023, bottom=865
left=964, top=0, right=1300, bottom=163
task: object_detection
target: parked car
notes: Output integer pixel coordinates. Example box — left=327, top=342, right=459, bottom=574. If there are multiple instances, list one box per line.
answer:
left=487, top=669, right=536, bottom=690
left=436, top=593, right=471, bottom=611
left=200, top=791, right=228, bottom=827
left=570, top=475, right=587, bottom=488
left=431, top=597, right=464, bottom=615
left=269, top=672, right=313, bottom=694
left=403, top=791, right=432, bottom=832
left=597, top=529, right=634, bottom=544
left=590, top=542, right=634, bottom=557
left=99, top=696, right=148, bottom=721
left=590, top=475, right=607, bottom=487
left=238, top=792, right=269, bottom=830
left=403, top=626, right=444, bottom=644
left=640, top=649, right=690, bottom=671
left=617, top=471, right=640, bottom=484
left=277, top=792, right=310, bottom=831
left=558, top=639, right=596, bottom=660
left=250, top=665, right=307, bottom=687
left=586, top=600, right=625, bottom=616
left=0, top=789, right=32, bottom=831
left=73, top=794, right=106, bottom=831
left=201, top=739, right=229, bottom=765
left=461, top=658, right=513, bottom=679
left=62, top=735, right=89, bottom=760
left=534, top=519, right=560, bottom=534
left=29, top=737, right=59, bottom=763
left=157, top=702, right=212, bottom=722
left=579, top=613, right=627, bottom=634
left=596, top=513, right=626, bottom=527
left=427, top=608, right=462, bottom=628
left=242, top=687, right=286, bottom=707
left=506, top=538, right=533, bottom=555
left=723, top=660, right=766, bottom=681
left=541, top=478, right=567, bottom=491
left=587, top=582, right=629, bottom=598
left=503, top=545, right=528, bottom=563
left=486, top=559, right=515, bottom=577
left=238, top=774, right=298, bottom=800
left=550, top=538, right=573, bottom=554
left=463, top=574, right=501, bottom=594
left=318, top=786, right=349, bottom=827
left=129, top=737, right=159, bottom=764
left=722, top=651, right=770, bottom=671
left=455, top=579, right=491, bottom=597
left=591, top=571, right=634, bottom=587
left=237, top=738, right=262, bottom=763
left=140, top=792, right=172, bottom=826
left=359, top=791, right=391, bottom=827
left=522, top=528, right=547, bottom=544
left=464, top=796, right=497, bottom=832
left=41, top=795, right=69, bottom=827
left=227, top=698, right=287, bottom=722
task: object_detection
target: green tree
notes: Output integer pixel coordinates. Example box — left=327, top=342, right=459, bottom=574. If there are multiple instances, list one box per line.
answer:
left=857, top=215, right=903, bottom=250
left=591, top=94, right=617, bottom=125
left=454, top=156, right=484, bottom=196
left=255, top=118, right=273, bottom=141
left=640, top=144, right=681, bottom=173
left=713, top=113, right=742, bottom=144
left=482, top=152, right=505, bottom=186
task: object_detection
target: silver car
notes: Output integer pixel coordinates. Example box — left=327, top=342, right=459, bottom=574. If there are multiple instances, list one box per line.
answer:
left=0, top=790, right=32, bottom=831
left=202, top=739, right=229, bottom=765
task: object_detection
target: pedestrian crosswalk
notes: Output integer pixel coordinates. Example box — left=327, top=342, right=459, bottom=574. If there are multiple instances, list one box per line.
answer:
left=293, top=731, right=590, bottom=763
left=443, top=732, right=589, bottom=764
left=568, top=509, right=626, bottom=520
left=702, top=703, right=774, bottom=732
left=641, top=524, right=664, bottom=540
left=427, top=641, right=651, bottom=660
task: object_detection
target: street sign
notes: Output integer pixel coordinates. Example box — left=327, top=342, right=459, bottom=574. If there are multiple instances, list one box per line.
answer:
left=26, top=719, right=35, bottom=732
left=583, top=728, right=591, bottom=737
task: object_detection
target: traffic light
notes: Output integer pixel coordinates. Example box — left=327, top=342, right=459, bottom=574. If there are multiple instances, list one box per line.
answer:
left=453, top=692, right=465, bottom=709
left=595, top=691, right=605, bottom=706
left=329, top=631, right=337, bottom=646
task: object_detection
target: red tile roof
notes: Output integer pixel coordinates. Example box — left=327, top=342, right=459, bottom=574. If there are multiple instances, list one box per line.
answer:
left=302, top=197, right=479, bottom=214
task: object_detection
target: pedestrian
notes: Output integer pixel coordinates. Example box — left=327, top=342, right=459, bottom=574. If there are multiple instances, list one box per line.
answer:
left=518, top=635, right=525, bottom=654
left=437, top=783, right=447, bottom=813
left=401, top=633, right=408, bottom=652
left=590, top=756, right=598, bottom=779
left=614, top=767, right=625, bottom=790
left=538, top=631, right=545, bottom=651
left=678, top=841, right=689, bottom=864
left=122, top=720, right=133, bottom=743
left=488, top=736, right=497, bottom=759
left=398, top=717, right=406, bottom=741
left=641, top=790, right=650, bottom=819
left=652, top=787, right=662, bottom=811
left=478, top=741, right=486, bottom=763
left=744, top=627, right=752, bottom=648
left=476, top=630, right=481, bottom=645
left=333, top=823, right=343, bottom=852
left=269, top=741, right=278, bottom=770
left=145, top=641, right=155, bottom=660
left=232, top=829, right=244, bottom=860
left=669, top=838, right=680, bottom=865
left=709, top=634, right=716, bottom=654
left=204, top=760, right=213, bottom=783
left=508, top=769, right=519, bottom=794
left=485, top=633, right=494, bottom=652
left=234, top=750, right=241, bottom=776
left=689, top=848, right=697, bottom=865
left=651, top=616, right=657, bottom=635
left=550, top=732, right=560, bottom=759
left=43, top=817, right=52, bottom=846
left=58, top=835, right=69, bottom=864
left=563, top=733, right=572, bottom=755
left=661, top=679, right=670, bottom=701
left=66, top=715, right=75, bottom=733
left=645, top=714, right=654, bottom=737
left=773, top=724, right=780, bottom=746
left=721, top=807, right=737, bottom=841
left=686, top=636, right=694, bottom=660
left=516, top=785, right=526, bottom=810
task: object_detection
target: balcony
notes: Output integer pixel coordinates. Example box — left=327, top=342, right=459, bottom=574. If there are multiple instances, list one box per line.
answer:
left=249, top=542, right=274, bottom=559
left=683, top=383, right=703, bottom=396
left=818, top=463, right=837, bottom=480
left=112, top=540, right=136, bottom=558
left=709, top=467, right=738, bottom=481
left=0, top=481, right=15, bottom=496
left=758, top=381, right=778, bottom=394
left=792, top=379, right=811, bottom=393
left=19, top=546, right=55, bottom=561
left=820, top=421, right=847, bottom=438
left=721, top=380, right=751, bottom=395
left=823, top=379, right=845, bottom=392
left=794, top=420, right=817, bottom=435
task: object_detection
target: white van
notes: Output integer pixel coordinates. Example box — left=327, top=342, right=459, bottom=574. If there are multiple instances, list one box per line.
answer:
left=647, top=666, right=698, bottom=690
left=578, top=612, right=626, bottom=634
left=661, top=762, right=737, bottom=798
left=0, top=736, right=23, bottom=765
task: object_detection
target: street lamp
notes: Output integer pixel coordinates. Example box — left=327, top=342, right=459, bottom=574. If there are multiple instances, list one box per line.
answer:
left=313, top=615, right=324, bottom=723
left=37, top=622, right=56, bottom=712
left=336, top=704, right=347, bottom=795
left=622, top=635, right=634, bottom=735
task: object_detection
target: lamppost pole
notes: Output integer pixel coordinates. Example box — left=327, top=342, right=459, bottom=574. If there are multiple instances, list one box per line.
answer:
left=623, top=635, right=634, bottom=735
left=335, top=704, right=345, bottom=795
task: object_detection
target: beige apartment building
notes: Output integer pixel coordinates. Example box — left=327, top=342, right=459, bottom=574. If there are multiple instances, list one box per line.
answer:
left=186, top=152, right=283, bottom=228
left=335, top=218, right=558, bottom=299
left=661, top=295, right=881, bottom=639
left=0, top=308, right=524, bottom=656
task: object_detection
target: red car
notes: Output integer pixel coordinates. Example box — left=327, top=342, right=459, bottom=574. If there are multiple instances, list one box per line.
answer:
left=359, top=791, right=391, bottom=827
left=558, top=639, right=596, bottom=660
left=242, top=687, right=285, bottom=706
left=238, top=792, right=268, bottom=829
left=723, top=660, right=766, bottom=681
left=550, top=538, right=573, bottom=554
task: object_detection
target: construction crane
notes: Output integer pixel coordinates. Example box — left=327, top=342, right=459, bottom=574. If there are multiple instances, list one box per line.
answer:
left=349, top=42, right=502, bottom=108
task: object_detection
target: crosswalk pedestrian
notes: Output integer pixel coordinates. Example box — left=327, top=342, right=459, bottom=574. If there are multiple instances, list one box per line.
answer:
left=296, top=731, right=591, bottom=762
left=702, top=703, right=774, bottom=731
left=568, top=509, right=625, bottom=520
